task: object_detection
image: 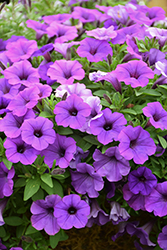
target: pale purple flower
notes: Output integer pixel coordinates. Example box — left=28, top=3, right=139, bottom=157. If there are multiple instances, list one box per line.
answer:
left=47, top=60, right=85, bottom=85
left=0, top=78, right=18, bottom=99
left=54, top=94, right=91, bottom=129
left=145, top=181, right=167, bottom=217
left=3, top=60, right=40, bottom=88
left=0, top=109, right=35, bottom=138
left=71, top=163, right=104, bottom=198
left=93, top=147, right=130, bottom=182
left=53, top=42, right=80, bottom=59
left=89, top=71, right=107, bottom=82
left=21, top=117, right=56, bottom=151
left=30, top=194, right=61, bottom=235
left=0, top=97, right=10, bottom=115
left=32, top=43, right=53, bottom=62
left=146, top=27, right=167, bottom=47
left=77, top=38, right=113, bottom=63
left=128, top=166, right=157, bottom=196
left=46, top=22, right=78, bottom=43
left=109, top=201, right=130, bottom=225
left=43, top=13, right=71, bottom=24
left=4, top=136, right=38, bottom=165
left=26, top=19, right=48, bottom=40
left=98, top=71, right=122, bottom=93
left=6, top=39, right=38, bottom=62
left=118, top=125, right=156, bottom=164
left=35, top=83, right=52, bottom=100
left=90, top=108, right=127, bottom=145
left=142, top=102, right=167, bottom=130
left=86, top=26, right=117, bottom=40
left=107, top=5, right=130, bottom=26
left=155, top=59, right=167, bottom=77
left=38, top=62, right=55, bottom=86
left=158, top=225, right=167, bottom=250
left=0, top=162, right=15, bottom=198
left=54, top=194, right=90, bottom=229
left=7, top=86, right=40, bottom=117
left=41, top=133, right=76, bottom=169
left=71, top=6, right=96, bottom=23
left=69, top=146, right=89, bottom=169
left=115, top=60, right=154, bottom=88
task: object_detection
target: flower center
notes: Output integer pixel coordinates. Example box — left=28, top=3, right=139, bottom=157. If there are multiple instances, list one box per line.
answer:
left=17, top=144, right=25, bottom=154
left=68, top=206, right=77, bottom=215
left=89, top=48, right=97, bottom=55
left=59, top=148, right=65, bottom=157
left=103, top=123, right=112, bottom=131
left=69, top=108, right=78, bottom=116
left=34, top=130, right=43, bottom=138
left=139, top=176, right=146, bottom=182
left=64, top=71, right=72, bottom=79
left=130, top=139, right=137, bottom=149
left=153, top=113, right=160, bottom=122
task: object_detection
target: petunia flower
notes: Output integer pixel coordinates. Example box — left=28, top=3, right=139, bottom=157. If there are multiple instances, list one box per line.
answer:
left=21, top=117, right=56, bottom=151
left=47, top=60, right=85, bottom=85
left=109, top=201, right=130, bottom=225
left=0, top=199, right=8, bottom=226
left=118, top=125, right=156, bottom=164
left=90, top=108, right=127, bottom=145
left=142, top=102, right=167, bottom=130
left=71, top=163, right=104, bottom=198
left=38, top=62, right=55, bottom=86
left=54, top=194, right=90, bottom=229
left=26, top=19, right=48, bottom=40
left=30, top=194, right=61, bottom=235
left=53, top=42, right=80, bottom=59
left=115, top=60, right=154, bottom=88
left=54, top=94, right=91, bottom=129
left=69, top=146, right=89, bottom=169
left=128, top=166, right=157, bottom=196
left=86, top=26, right=117, bottom=40
left=158, top=225, right=167, bottom=250
left=41, top=133, right=76, bottom=169
left=0, top=78, right=18, bottom=100
left=43, top=13, right=71, bottom=24
left=93, top=147, right=130, bottom=182
left=77, top=38, right=113, bottom=63
left=0, top=162, right=15, bottom=198
left=71, top=6, right=96, bottom=23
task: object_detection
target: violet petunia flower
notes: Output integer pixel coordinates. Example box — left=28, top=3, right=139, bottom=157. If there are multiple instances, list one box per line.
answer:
left=35, top=83, right=52, bottom=100
left=30, top=194, right=61, bottom=235
left=0, top=162, right=15, bottom=198
left=0, top=96, right=10, bottom=115
left=93, top=147, right=130, bottom=182
left=155, top=59, right=167, bottom=77
left=32, top=43, right=53, bottom=62
left=90, top=108, right=127, bottom=145
left=7, top=86, right=40, bottom=117
left=43, top=13, right=71, bottom=25
left=21, top=117, right=56, bottom=151
left=0, top=78, right=18, bottom=100
left=26, top=19, right=48, bottom=40
left=71, top=163, right=104, bottom=198
left=98, top=71, right=122, bottom=94
left=38, top=62, right=55, bottom=86
left=54, top=94, right=91, bottom=129
left=146, top=27, right=167, bottom=48
left=158, top=225, right=167, bottom=250
left=10, top=248, right=23, bottom=250
left=71, top=6, right=96, bottom=23
left=77, top=38, right=113, bottom=63
left=6, top=39, right=38, bottom=62
left=53, top=42, right=80, bottom=59
left=128, top=166, right=157, bottom=196
left=118, top=125, right=156, bottom=164
left=142, top=102, right=167, bottom=130
left=0, top=239, right=7, bottom=249
left=41, top=133, right=76, bottom=169
left=3, top=60, right=40, bottom=88
left=69, top=146, right=89, bottom=169
left=4, top=136, right=38, bottom=165
left=86, top=26, right=117, bottom=40
left=115, top=60, right=154, bottom=88
left=47, top=60, right=85, bottom=85
left=46, top=22, right=78, bottom=43
left=54, top=194, right=90, bottom=229
left=145, top=181, right=167, bottom=217
left=109, top=201, right=130, bottom=225
left=0, top=109, right=35, bottom=138
left=0, top=199, right=8, bottom=226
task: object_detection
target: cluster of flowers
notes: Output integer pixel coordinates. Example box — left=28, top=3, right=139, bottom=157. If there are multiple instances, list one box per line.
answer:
left=1, top=0, right=167, bottom=249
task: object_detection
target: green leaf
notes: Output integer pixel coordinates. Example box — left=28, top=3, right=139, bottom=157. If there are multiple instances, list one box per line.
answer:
left=0, top=227, right=6, bottom=238
left=25, top=225, right=38, bottom=235
left=56, top=126, right=73, bottom=135
left=32, top=188, right=44, bottom=201
left=157, top=135, right=167, bottom=149
left=83, top=135, right=101, bottom=146
left=41, top=173, right=53, bottom=188
left=14, top=178, right=26, bottom=188
left=24, top=177, right=41, bottom=201
left=2, top=158, right=12, bottom=170
left=4, top=216, right=23, bottom=226
left=93, top=90, right=107, bottom=97
left=134, top=88, right=161, bottom=97
left=41, top=179, right=63, bottom=197
left=121, top=109, right=137, bottom=115
left=50, top=232, right=60, bottom=249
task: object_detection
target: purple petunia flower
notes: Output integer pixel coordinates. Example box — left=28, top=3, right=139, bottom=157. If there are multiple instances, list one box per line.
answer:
left=142, top=102, right=167, bottom=130
left=0, top=109, right=35, bottom=138
left=86, top=26, right=117, bottom=40
left=71, top=6, right=96, bottom=23
left=10, top=248, right=23, bottom=250
left=26, top=19, right=48, bottom=40
left=118, top=125, right=156, bottom=164
left=46, top=22, right=78, bottom=43
left=54, top=194, right=90, bottom=229
left=146, top=27, right=167, bottom=48
left=41, top=133, right=76, bottom=169
left=109, top=201, right=130, bottom=225
left=54, top=94, right=91, bottom=129
left=115, top=60, right=154, bottom=88
left=32, top=43, right=53, bottom=62
left=38, top=62, right=55, bottom=86
left=69, top=146, right=89, bottom=169
left=43, top=13, right=71, bottom=24
left=0, top=239, right=7, bottom=249
left=158, top=225, right=167, bottom=250
left=7, top=86, right=40, bottom=117
left=47, top=60, right=85, bottom=85
left=77, top=38, right=113, bottom=63
left=6, top=39, right=38, bottom=62
left=3, top=60, right=40, bottom=88
left=71, top=163, right=104, bottom=198
left=21, top=117, right=56, bottom=151
left=0, top=96, right=10, bottom=115
left=0, top=199, right=8, bottom=226
left=0, top=78, right=18, bottom=100
left=53, top=42, right=80, bottom=59
left=90, top=108, right=127, bottom=145
left=30, top=194, right=61, bottom=235
left=155, top=59, right=167, bottom=77
left=93, top=147, right=130, bottom=182
left=145, top=181, right=167, bottom=217
left=0, top=162, right=15, bottom=198
left=4, top=136, right=38, bottom=165
left=128, top=166, right=157, bottom=196
left=97, top=71, right=122, bottom=94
